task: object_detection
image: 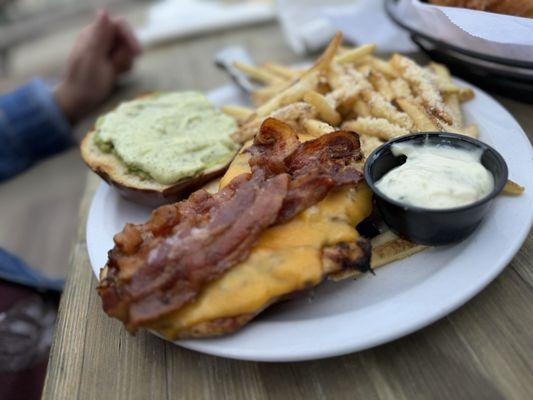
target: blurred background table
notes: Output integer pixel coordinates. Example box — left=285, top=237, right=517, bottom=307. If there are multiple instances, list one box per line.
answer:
left=2, top=2, right=529, bottom=399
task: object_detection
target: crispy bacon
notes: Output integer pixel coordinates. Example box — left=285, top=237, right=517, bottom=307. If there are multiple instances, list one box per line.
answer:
left=249, top=119, right=364, bottom=222
left=98, top=118, right=365, bottom=331
left=281, top=130, right=363, bottom=222
left=99, top=172, right=289, bottom=328
left=248, top=117, right=301, bottom=175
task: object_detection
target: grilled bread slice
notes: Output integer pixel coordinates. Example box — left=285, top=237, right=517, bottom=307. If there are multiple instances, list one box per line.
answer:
left=80, top=92, right=239, bottom=207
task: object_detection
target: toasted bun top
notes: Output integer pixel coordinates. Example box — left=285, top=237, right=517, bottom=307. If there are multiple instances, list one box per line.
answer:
left=80, top=129, right=230, bottom=206
left=81, top=129, right=173, bottom=192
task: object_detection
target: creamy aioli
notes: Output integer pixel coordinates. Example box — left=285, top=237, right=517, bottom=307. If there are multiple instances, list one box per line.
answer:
left=94, top=92, right=238, bottom=185
left=375, top=142, right=494, bottom=209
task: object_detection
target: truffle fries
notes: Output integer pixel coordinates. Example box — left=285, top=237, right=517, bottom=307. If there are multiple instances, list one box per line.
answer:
left=228, top=33, right=478, bottom=154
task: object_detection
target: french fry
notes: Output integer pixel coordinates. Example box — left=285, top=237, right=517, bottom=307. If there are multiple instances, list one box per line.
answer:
left=336, top=44, right=376, bottom=64
left=337, top=45, right=351, bottom=54
left=359, top=135, right=384, bottom=157
left=503, top=179, right=525, bottom=195
left=326, top=62, right=348, bottom=90
left=429, top=62, right=451, bottom=81
left=367, top=56, right=399, bottom=78
left=457, top=88, right=474, bottom=102
left=232, top=101, right=317, bottom=143
left=261, top=63, right=299, bottom=80
left=256, top=83, right=310, bottom=116
left=327, top=62, right=372, bottom=93
left=233, top=62, right=284, bottom=85
left=440, top=85, right=474, bottom=102
left=440, top=123, right=479, bottom=139
left=429, top=62, right=472, bottom=132
left=303, top=119, right=335, bottom=137
left=390, top=78, right=413, bottom=100
left=232, top=117, right=259, bottom=143
left=336, top=98, right=358, bottom=119
left=371, top=230, right=397, bottom=247
left=396, top=98, right=438, bottom=131
left=305, top=31, right=343, bottom=74
left=255, top=32, right=342, bottom=117
left=304, top=90, right=342, bottom=126
left=357, top=64, right=372, bottom=77
left=202, top=178, right=222, bottom=194
left=341, top=109, right=358, bottom=121
left=362, top=90, right=413, bottom=129
left=463, top=124, right=478, bottom=138
left=250, top=83, right=286, bottom=106
left=368, top=71, right=394, bottom=102
left=326, top=68, right=369, bottom=108
left=353, top=98, right=371, bottom=118
left=444, top=93, right=463, bottom=128
left=220, top=105, right=255, bottom=123
left=342, top=117, right=409, bottom=140
left=391, top=54, right=453, bottom=125
left=316, top=78, right=332, bottom=95
left=429, top=62, right=474, bottom=102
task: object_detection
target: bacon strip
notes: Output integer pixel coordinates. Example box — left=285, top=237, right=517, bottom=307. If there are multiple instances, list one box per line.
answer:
left=248, top=118, right=364, bottom=222
left=98, top=118, right=364, bottom=330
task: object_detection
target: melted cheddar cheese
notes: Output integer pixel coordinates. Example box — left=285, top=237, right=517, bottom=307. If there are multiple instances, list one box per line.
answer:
left=152, top=135, right=372, bottom=338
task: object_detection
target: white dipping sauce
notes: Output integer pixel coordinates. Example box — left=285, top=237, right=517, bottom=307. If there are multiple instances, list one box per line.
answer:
left=375, top=142, right=494, bottom=209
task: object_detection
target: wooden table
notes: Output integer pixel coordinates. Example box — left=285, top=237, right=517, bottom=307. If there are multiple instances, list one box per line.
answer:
left=42, top=23, right=533, bottom=400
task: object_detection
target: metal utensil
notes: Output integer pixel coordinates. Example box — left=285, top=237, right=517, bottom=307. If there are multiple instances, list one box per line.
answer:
left=215, top=46, right=261, bottom=93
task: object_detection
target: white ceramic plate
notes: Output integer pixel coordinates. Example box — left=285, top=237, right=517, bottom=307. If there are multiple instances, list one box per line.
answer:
left=87, top=81, right=533, bottom=362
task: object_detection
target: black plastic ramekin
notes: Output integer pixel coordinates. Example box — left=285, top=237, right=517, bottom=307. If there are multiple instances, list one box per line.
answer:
left=364, top=132, right=508, bottom=246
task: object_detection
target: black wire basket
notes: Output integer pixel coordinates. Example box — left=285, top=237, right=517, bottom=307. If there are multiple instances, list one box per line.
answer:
left=385, top=0, right=533, bottom=102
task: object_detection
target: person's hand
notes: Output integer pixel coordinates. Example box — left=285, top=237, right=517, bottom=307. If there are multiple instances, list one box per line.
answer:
left=54, top=10, right=141, bottom=124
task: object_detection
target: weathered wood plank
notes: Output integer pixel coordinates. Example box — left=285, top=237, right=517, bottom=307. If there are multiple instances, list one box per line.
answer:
left=42, top=174, right=99, bottom=399
left=77, top=277, right=168, bottom=400
left=368, top=322, right=505, bottom=400
left=166, top=346, right=267, bottom=400
left=446, top=257, right=533, bottom=400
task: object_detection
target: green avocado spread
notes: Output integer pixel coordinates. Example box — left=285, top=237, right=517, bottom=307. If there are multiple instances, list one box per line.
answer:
left=93, top=91, right=239, bottom=185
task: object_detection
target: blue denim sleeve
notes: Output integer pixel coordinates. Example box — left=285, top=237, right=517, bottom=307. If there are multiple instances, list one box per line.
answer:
left=0, top=78, right=73, bottom=182
left=0, top=248, right=64, bottom=291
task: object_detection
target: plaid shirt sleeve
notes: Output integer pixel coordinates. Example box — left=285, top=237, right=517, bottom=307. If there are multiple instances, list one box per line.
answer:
left=0, top=78, right=73, bottom=182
